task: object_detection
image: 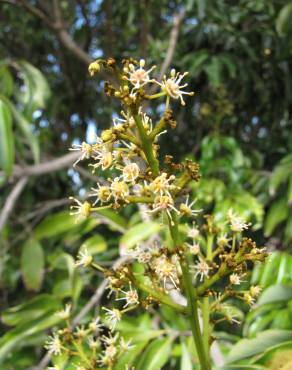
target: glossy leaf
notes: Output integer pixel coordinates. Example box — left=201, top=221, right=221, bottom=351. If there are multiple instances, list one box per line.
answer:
left=21, top=239, right=44, bottom=291
left=135, top=337, right=173, bottom=370
left=226, top=330, right=292, bottom=364
left=119, top=222, right=161, bottom=253
left=0, top=98, right=14, bottom=176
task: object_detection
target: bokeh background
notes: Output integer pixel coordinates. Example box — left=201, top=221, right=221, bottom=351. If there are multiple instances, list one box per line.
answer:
left=0, top=1, right=292, bottom=369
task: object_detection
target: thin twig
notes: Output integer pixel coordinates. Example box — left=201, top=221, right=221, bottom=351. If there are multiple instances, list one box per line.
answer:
left=149, top=8, right=186, bottom=94
left=0, top=176, right=28, bottom=233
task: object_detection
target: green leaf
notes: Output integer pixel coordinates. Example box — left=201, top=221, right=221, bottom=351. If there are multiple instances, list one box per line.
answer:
left=2, top=294, right=61, bottom=327
left=1, top=96, right=40, bottom=163
left=0, top=65, right=14, bottom=97
left=96, top=208, right=127, bottom=232
left=180, top=340, right=193, bottom=370
left=258, top=285, right=292, bottom=306
left=135, top=337, right=173, bottom=370
left=225, top=330, right=292, bottom=364
left=80, top=234, right=107, bottom=254
left=0, top=98, right=14, bottom=176
left=114, top=341, right=148, bottom=370
left=34, top=211, right=78, bottom=239
left=21, top=239, right=44, bottom=291
left=0, top=312, right=61, bottom=363
left=276, top=3, right=292, bottom=37
left=18, top=60, right=51, bottom=111
left=264, top=198, right=288, bottom=237
left=119, top=222, right=161, bottom=253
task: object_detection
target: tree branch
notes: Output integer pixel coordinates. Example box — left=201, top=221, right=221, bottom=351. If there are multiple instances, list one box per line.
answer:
left=149, top=8, right=186, bottom=94
left=1, top=152, right=80, bottom=180
left=0, top=176, right=28, bottom=233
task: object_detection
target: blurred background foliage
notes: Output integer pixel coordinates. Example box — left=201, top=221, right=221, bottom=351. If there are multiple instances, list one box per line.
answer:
left=0, top=0, right=291, bottom=369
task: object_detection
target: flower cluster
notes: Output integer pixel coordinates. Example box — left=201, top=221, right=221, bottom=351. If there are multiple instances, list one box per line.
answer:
left=47, top=58, right=270, bottom=369
left=45, top=307, right=133, bottom=369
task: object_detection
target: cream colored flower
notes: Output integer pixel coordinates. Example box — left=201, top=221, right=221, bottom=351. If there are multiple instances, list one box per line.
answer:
left=158, top=69, right=194, bottom=105
left=124, top=59, right=156, bottom=89
left=69, top=198, right=91, bottom=220
left=75, top=248, right=93, bottom=267
left=69, top=141, right=94, bottom=166
left=45, top=334, right=62, bottom=355
left=122, top=163, right=140, bottom=183
left=110, top=178, right=130, bottom=201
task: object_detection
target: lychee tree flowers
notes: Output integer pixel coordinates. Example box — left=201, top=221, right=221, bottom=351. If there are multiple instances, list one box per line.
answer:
left=56, top=58, right=268, bottom=370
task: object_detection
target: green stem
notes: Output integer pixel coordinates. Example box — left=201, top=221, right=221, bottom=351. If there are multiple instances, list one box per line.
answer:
left=126, top=195, right=154, bottom=203
left=132, top=111, right=160, bottom=177
left=169, top=217, right=211, bottom=370
left=180, top=258, right=211, bottom=370
left=202, top=235, right=213, bottom=355
left=131, top=273, right=186, bottom=313
left=145, top=91, right=166, bottom=99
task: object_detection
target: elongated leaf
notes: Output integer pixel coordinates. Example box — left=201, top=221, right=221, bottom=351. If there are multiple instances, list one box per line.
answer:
left=180, top=340, right=193, bottom=370
left=18, top=61, right=51, bottom=111
left=0, top=98, right=14, bottom=176
left=136, top=337, right=173, bottom=370
left=264, top=198, right=288, bottom=237
left=2, top=294, right=61, bottom=326
left=34, top=211, right=78, bottom=240
left=1, top=96, right=40, bottom=163
left=119, top=222, right=161, bottom=253
left=96, top=208, right=127, bottom=232
left=0, top=313, right=61, bottom=363
left=226, top=330, right=292, bottom=364
left=276, top=3, right=292, bottom=36
left=80, top=234, right=107, bottom=254
left=258, top=285, right=292, bottom=306
left=21, top=239, right=44, bottom=291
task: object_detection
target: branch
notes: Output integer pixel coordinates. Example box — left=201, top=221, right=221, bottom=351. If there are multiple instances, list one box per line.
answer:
left=16, top=0, right=92, bottom=66
left=149, top=8, right=186, bottom=94
left=0, top=176, right=28, bottom=233
left=1, top=152, right=80, bottom=180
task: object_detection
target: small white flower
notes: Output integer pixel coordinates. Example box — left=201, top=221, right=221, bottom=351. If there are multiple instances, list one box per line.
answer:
left=103, top=307, right=122, bottom=331
left=228, top=209, right=250, bottom=232
left=149, top=172, right=176, bottom=196
left=56, top=303, right=71, bottom=320
left=90, top=183, right=111, bottom=205
left=120, top=337, right=134, bottom=351
left=75, top=248, right=93, bottom=267
left=217, top=233, right=231, bottom=248
left=122, top=163, right=140, bottom=183
left=250, top=285, right=261, bottom=298
left=89, top=316, right=102, bottom=332
left=158, top=69, right=194, bottom=105
left=91, top=146, right=114, bottom=171
left=187, top=224, right=200, bottom=239
left=186, top=242, right=200, bottom=255
left=45, top=333, right=62, bottom=355
left=116, top=284, right=139, bottom=308
left=69, top=141, right=93, bottom=166
left=88, top=336, right=100, bottom=349
left=179, top=195, right=201, bottom=217
left=110, top=177, right=130, bottom=201
left=69, top=197, right=91, bottom=220
left=153, top=255, right=179, bottom=290
left=193, top=259, right=211, bottom=282
left=149, top=194, right=179, bottom=225
left=229, top=273, right=241, bottom=285
left=124, top=59, right=156, bottom=89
